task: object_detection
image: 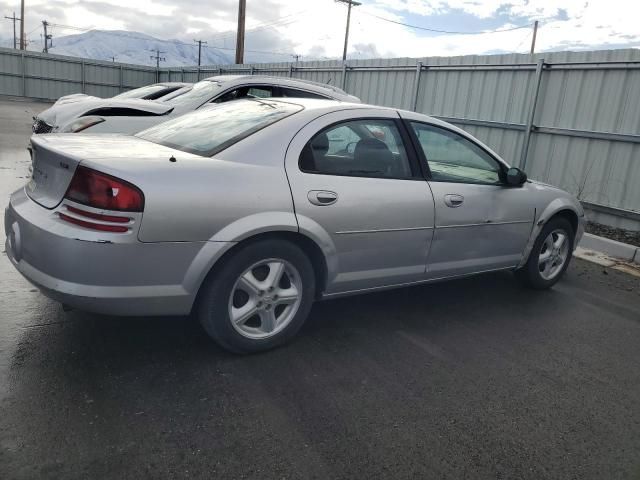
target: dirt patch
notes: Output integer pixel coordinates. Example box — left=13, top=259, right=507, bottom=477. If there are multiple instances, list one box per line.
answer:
left=586, top=221, right=640, bottom=248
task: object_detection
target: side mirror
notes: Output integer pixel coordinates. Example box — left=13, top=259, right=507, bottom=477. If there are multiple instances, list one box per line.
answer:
left=506, top=167, right=527, bottom=186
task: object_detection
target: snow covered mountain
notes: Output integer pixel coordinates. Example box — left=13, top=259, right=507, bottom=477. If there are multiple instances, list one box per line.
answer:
left=43, top=30, right=233, bottom=66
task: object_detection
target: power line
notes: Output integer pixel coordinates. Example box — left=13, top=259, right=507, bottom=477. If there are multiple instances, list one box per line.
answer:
left=206, top=10, right=308, bottom=43
left=26, top=24, right=41, bottom=36
left=362, top=11, right=532, bottom=35
left=514, top=30, right=532, bottom=53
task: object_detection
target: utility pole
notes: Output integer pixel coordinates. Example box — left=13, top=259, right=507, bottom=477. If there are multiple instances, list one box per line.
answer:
left=150, top=48, right=166, bottom=81
left=194, top=39, right=207, bottom=66
left=4, top=12, right=20, bottom=49
left=530, top=20, right=539, bottom=55
left=292, top=54, right=301, bottom=64
left=337, top=0, right=360, bottom=61
left=42, top=20, right=51, bottom=53
left=19, top=0, right=24, bottom=50
left=235, top=0, right=246, bottom=64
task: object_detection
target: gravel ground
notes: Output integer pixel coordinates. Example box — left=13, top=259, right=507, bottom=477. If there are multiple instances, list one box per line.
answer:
left=586, top=221, right=640, bottom=248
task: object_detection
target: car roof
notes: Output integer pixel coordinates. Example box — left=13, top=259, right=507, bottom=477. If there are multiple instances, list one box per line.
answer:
left=158, top=82, right=191, bottom=87
left=201, top=74, right=353, bottom=97
left=253, top=97, right=490, bottom=142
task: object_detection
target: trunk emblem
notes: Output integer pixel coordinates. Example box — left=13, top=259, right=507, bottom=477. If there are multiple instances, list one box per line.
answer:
left=111, top=187, right=120, bottom=197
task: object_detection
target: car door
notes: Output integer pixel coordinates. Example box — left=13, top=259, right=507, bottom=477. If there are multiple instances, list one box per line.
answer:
left=285, top=109, right=435, bottom=294
left=404, top=119, right=535, bottom=278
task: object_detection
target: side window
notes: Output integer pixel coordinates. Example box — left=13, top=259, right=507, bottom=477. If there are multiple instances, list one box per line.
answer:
left=299, top=119, right=413, bottom=179
left=213, top=86, right=274, bottom=103
left=411, top=122, right=503, bottom=185
left=247, top=86, right=273, bottom=98
left=325, top=125, right=360, bottom=155
left=280, top=87, right=328, bottom=99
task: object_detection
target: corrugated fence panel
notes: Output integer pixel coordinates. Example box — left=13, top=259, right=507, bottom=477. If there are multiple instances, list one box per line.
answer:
left=0, top=50, right=22, bottom=95
left=84, top=63, right=120, bottom=87
left=121, top=67, right=156, bottom=90
left=1, top=47, right=639, bottom=224
left=0, top=48, right=160, bottom=99
left=347, top=57, right=414, bottom=109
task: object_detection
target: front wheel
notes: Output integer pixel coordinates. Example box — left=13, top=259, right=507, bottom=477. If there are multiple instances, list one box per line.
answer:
left=197, top=239, right=316, bottom=354
left=516, top=217, right=574, bottom=289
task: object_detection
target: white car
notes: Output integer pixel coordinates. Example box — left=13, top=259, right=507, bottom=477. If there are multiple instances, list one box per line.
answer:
left=32, top=82, right=191, bottom=133
left=32, top=76, right=360, bottom=135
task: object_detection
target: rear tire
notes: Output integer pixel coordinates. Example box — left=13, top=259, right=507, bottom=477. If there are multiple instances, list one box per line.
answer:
left=516, top=217, right=574, bottom=289
left=197, top=239, right=316, bottom=354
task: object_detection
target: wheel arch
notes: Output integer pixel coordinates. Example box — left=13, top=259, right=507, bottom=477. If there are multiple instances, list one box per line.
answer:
left=191, top=230, right=330, bottom=313
left=549, top=208, right=579, bottom=236
left=518, top=199, right=582, bottom=268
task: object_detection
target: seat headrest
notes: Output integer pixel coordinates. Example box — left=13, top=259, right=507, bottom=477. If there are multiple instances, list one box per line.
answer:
left=311, top=132, right=329, bottom=156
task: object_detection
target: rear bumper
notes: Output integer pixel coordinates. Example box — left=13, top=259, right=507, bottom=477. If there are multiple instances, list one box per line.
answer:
left=5, top=188, right=233, bottom=316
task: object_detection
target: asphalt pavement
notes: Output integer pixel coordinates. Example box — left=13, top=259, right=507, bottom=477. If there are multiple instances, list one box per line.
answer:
left=1, top=98, right=639, bottom=480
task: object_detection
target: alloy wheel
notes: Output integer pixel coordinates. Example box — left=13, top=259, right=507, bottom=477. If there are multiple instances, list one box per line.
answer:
left=538, top=229, right=569, bottom=281
left=227, top=258, right=303, bottom=339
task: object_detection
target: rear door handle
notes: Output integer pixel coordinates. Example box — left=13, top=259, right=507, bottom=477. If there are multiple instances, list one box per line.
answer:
left=444, top=194, right=464, bottom=208
left=308, top=190, right=338, bottom=206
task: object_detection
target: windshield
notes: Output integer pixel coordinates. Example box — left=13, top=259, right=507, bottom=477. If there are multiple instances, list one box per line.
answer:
left=164, top=80, right=223, bottom=106
left=136, top=99, right=303, bottom=156
left=113, top=85, right=166, bottom=99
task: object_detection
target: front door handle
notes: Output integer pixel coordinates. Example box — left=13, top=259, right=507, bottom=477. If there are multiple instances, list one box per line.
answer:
left=308, top=190, right=338, bottom=206
left=444, top=194, right=464, bottom=208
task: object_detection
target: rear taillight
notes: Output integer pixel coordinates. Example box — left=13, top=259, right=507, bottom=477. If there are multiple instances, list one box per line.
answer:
left=64, top=166, right=144, bottom=212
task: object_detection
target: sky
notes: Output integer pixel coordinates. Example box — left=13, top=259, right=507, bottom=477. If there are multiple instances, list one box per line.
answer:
left=1, top=0, right=639, bottom=61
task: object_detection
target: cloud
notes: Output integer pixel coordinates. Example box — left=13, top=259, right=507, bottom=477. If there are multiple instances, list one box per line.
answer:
left=0, top=0, right=638, bottom=60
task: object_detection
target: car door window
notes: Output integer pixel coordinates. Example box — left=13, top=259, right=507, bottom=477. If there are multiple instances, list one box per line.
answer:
left=411, top=122, right=502, bottom=185
left=300, top=119, right=413, bottom=179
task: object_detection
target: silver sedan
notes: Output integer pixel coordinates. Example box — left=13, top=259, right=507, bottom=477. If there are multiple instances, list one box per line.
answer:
left=5, top=98, right=585, bottom=353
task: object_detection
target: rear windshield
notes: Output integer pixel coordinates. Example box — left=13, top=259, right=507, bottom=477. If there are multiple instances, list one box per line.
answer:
left=164, top=80, right=223, bottom=106
left=136, top=99, right=303, bottom=156
left=113, top=85, right=166, bottom=99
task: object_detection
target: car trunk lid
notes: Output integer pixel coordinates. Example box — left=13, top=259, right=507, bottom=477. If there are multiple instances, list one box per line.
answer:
left=25, top=134, right=203, bottom=209
left=26, top=135, right=85, bottom=209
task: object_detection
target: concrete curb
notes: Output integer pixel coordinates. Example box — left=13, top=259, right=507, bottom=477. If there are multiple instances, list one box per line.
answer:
left=579, top=233, right=639, bottom=264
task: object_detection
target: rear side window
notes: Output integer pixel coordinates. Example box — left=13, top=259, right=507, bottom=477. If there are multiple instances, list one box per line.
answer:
left=113, top=84, right=166, bottom=100
left=281, top=88, right=327, bottom=99
left=145, top=86, right=182, bottom=100
left=213, top=85, right=275, bottom=103
left=137, top=99, right=302, bottom=156
left=299, top=119, right=413, bottom=179
left=165, top=80, right=223, bottom=105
